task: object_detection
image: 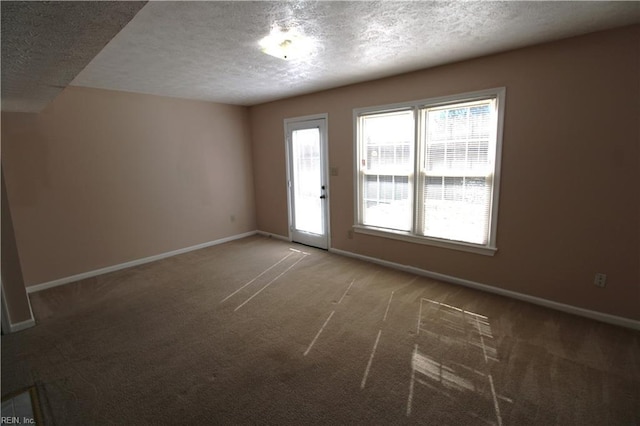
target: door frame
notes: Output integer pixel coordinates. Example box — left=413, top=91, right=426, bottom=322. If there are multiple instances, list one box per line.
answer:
left=284, top=113, right=330, bottom=250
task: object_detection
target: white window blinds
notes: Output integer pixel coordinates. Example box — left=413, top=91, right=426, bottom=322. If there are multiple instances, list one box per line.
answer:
left=420, top=99, right=496, bottom=244
left=360, top=110, right=414, bottom=231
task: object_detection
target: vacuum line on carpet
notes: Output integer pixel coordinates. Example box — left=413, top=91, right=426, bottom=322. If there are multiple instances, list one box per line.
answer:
left=221, top=252, right=294, bottom=303
left=234, top=255, right=306, bottom=311
left=383, top=291, right=394, bottom=322
left=416, top=299, right=424, bottom=335
left=289, top=248, right=310, bottom=255
left=360, top=329, right=382, bottom=389
left=337, top=279, right=355, bottom=304
left=407, top=344, right=418, bottom=416
left=304, top=310, right=335, bottom=356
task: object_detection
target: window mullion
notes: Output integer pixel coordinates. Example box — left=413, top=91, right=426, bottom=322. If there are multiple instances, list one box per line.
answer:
left=413, top=107, right=424, bottom=236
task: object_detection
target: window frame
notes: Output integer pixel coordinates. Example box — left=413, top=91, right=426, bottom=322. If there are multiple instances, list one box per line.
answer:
left=353, top=87, right=506, bottom=256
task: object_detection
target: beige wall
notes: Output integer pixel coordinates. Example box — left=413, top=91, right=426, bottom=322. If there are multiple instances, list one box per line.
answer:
left=250, top=25, right=640, bottom=320
left=2, top=86, right=256, bottom=287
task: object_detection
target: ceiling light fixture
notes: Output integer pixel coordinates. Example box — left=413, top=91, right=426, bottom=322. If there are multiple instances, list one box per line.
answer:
left=259, top=24, right=313, bottom=61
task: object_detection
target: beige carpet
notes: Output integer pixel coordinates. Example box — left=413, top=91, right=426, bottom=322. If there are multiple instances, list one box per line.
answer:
left=2, top=235, right=639, bottom=425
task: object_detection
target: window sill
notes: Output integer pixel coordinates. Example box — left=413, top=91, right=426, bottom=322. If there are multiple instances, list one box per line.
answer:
left=352, top=225, right=497, bottom=256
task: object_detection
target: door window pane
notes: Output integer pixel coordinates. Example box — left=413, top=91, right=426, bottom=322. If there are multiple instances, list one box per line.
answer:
left=292, top=128, right=323, bottom=235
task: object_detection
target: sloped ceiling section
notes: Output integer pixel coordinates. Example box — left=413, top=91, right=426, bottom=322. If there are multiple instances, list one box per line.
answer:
left=1, top=1, right=147, bottom=113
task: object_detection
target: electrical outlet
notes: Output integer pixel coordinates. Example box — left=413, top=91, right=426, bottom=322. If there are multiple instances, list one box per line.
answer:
left=347, top=230, right=354, bottom=239
left=594, top=273, right=607, bottom=287
left=230, top=214, right=236, bottom=223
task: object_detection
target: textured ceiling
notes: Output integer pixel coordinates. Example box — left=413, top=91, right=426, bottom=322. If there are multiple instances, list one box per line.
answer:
left=3, top=2, right=639, bottom=111
left=1, top=1, right=147, bottom=112
left=70, top=1, right=640, bottom=106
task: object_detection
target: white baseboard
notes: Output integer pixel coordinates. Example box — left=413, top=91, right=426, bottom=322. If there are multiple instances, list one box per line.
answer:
left=256, top=230, right=290, bottom=242
left=10, top=317, right=36, bottom=333
left=329, top=247, right=640, bottom=331
left=26, top=231, right=258, bottom=294
left=1, top=278, right=36, bottom=334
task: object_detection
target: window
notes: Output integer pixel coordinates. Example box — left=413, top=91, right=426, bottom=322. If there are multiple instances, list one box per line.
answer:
left=354, top=88, right=505, bottom=255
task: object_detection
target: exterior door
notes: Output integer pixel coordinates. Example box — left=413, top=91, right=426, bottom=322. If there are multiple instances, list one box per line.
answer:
left=285, top=115, right=329, bottom=249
